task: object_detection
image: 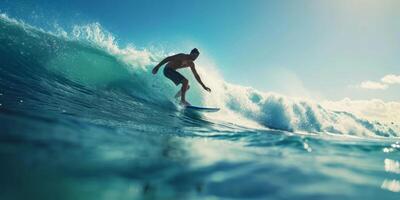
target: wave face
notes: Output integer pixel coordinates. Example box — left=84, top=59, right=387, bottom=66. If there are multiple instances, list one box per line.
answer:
left=1, top=13, right=400, bottom=200
left=0, top=14, right=399, bottom=138
left=0, top=14, right=178, bottom=125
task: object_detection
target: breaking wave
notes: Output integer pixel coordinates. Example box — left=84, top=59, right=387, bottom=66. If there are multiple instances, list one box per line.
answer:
left=1, top=13, right=399, bottom=138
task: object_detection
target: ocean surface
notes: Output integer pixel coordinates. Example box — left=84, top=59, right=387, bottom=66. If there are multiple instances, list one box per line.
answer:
left=0, top=14, right=399, bottom=200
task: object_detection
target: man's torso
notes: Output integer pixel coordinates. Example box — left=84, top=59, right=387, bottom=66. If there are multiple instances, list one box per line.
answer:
left=165, top=54, right=193, bottom=70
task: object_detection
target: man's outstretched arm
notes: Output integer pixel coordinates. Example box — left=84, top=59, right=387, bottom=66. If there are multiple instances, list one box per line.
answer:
left=190, top=64, right=211, bottom=92
left=152, top=56, right=172, bottom=74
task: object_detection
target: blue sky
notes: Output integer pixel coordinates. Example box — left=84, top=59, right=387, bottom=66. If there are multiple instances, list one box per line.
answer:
left=2, top=0, right=400, bottom=101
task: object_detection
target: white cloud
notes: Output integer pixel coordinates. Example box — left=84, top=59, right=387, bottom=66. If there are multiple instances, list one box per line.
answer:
left=382, top=74, right=400, bottom=85
left=359, top=81, right=388, bottom=90
left=354, top=74, right=400, bottom=90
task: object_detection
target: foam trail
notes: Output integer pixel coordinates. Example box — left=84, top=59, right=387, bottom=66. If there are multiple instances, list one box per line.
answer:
left=192, top=55, right=399, bottom=137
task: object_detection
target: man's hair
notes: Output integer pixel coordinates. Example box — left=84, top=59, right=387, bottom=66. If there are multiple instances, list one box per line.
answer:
left=190, top=48, right=200, bottom=55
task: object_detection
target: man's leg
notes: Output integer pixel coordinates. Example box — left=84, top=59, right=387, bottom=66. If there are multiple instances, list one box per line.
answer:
left=180, top=79, right=190, bottom=105
left=175, top=85, right=190, bottom=98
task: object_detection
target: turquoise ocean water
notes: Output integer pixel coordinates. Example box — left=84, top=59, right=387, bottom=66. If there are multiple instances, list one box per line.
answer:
left=0, top=14, right=399, bottom=200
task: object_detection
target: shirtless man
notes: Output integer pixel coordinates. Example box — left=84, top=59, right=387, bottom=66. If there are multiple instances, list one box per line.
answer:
left=152, top=48, right=211, bottom=106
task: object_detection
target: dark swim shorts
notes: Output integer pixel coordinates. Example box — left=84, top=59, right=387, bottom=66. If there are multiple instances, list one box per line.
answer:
left=163, top=67, right=185, bottom=85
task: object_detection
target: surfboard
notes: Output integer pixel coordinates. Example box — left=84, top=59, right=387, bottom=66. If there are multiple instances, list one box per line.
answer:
left=185, top=105, right=220, bottom=112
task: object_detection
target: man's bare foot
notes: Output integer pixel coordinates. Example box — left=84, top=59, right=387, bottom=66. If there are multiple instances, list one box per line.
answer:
left=180, top=100, right=191, bottom=106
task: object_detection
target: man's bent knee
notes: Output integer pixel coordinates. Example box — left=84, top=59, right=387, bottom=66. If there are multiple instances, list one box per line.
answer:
left=182, top=79, right=189, bottom=85
left=181, top=79, right=189, bottom=89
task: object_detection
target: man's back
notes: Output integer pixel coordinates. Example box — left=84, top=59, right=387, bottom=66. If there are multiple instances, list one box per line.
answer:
left=165, top=54, right=194, bottom=70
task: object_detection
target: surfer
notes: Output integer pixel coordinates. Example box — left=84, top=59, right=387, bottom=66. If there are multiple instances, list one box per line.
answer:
left=152, top=48, right=211, bottom=106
